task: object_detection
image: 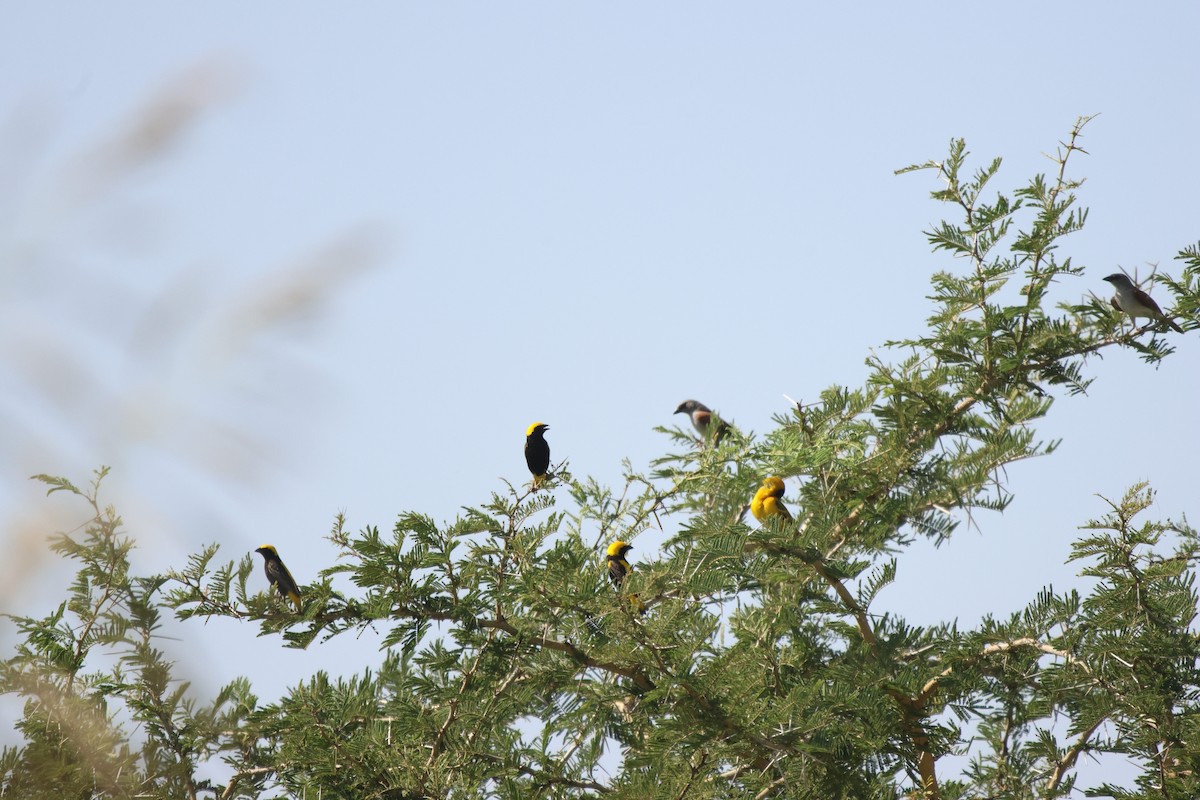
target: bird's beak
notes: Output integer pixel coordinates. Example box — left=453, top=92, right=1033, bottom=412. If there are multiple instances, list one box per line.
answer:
left=673, top=404, right=686, bottom=414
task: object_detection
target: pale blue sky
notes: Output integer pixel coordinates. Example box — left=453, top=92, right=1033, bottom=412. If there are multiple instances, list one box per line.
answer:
left=2, top=2, right=1198, bottom=787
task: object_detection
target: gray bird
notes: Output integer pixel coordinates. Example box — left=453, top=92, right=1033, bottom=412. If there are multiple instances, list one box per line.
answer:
left=1103, top=273, right=1183, bottom=333
left=674, top=399, right=731, bottom=443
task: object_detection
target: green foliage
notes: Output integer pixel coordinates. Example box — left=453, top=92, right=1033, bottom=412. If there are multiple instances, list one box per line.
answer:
left=2, top=470, right=265, bottom=799
left=5, top=120, right=1200, bottom=798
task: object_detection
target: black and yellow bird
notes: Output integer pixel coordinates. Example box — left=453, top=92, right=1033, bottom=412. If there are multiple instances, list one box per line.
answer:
left=606, top=540, right=645, bottom=614
left=751, top=476, right=793, bottom=525
left=255, top=545, right=302, bottom=612
left=606, top=540, right=633, bottom=587
left=525, top=422, right=551, bottom=486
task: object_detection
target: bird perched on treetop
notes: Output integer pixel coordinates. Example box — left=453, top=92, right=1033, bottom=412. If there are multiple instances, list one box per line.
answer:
left=606, top=540, right=633, bottom=587
left=674, top=399, right=731, bottom=443
left=254, top=545, right=302, bottom=612
left=751, top=476, right=793, bottom=525
left=525, top=422, right=551, bottom=486
left=1104, top=273, right=1183, bottom=332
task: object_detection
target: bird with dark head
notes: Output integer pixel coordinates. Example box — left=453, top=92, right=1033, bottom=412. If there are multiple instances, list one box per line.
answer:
left=525, top=422, right=551, bottom=486
left=674, top=399, right=731, bottom=444
left=1103, top=273, right=1183, bottom=333
left=254, top=545, right=302, bottom=612
left=606, top=540, right=633, bottom=587
left=751, top=476, right=793, bottom=525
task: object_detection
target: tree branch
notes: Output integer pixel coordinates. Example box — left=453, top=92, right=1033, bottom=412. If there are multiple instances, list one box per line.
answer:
left=1045, top=717, right=1104, bottom=793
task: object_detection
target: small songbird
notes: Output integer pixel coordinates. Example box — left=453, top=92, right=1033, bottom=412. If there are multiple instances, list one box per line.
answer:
left=606, top=540, right=633, bottom=587
left=627, top=593, right=646, bottom=615
left=751, top=476, right=793, bottom=525
left=1104, top=273, right=1183, bottom=332
left=525, top=422, right=551, bottom=486
left=674, top=399, right=731, bottom=443
left=254, top=545, right=302, bottom=611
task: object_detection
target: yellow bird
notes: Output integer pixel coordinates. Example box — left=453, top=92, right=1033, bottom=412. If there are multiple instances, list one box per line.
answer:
left=254, top=545, right=302, bottom=611
left=751, top=476, right=793, bottom=525
left=628, top=593, right=646, bottom=615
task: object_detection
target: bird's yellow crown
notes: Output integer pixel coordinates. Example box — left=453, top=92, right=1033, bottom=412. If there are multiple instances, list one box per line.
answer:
left=607, top=540, right=632, bottom=557
left=526, top=422, right=549, bottom=437
left=760, top=476, right=786, bottom=497
left=256, top=544, right=279, bottom=555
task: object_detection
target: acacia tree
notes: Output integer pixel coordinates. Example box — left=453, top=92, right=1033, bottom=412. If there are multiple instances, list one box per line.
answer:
left=4, top=118, right=1200, bottom=799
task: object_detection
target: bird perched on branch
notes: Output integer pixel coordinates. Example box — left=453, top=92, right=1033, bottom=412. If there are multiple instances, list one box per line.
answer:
left=606, top=540, right=644, bottom=614
left=1104, top=273, right=1183, bottom=332
left=525, top=422, right=550, bottom=486
left=751, top=476, right=793, bottom=525
left=254, top=545, right=302, bottom=611
left=606, top=540, right=633, bottom=587
left=674, top=399, right=731, bottom=444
